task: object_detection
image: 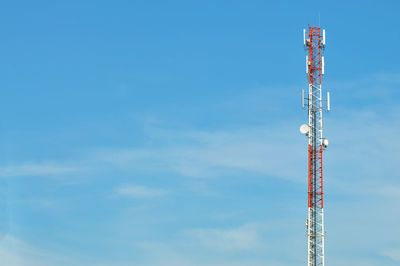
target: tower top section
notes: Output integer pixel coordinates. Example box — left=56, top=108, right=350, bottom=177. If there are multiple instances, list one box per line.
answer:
left=304, top=26, right=325, bottom=48
left=304, top=26, right=326, bottom=86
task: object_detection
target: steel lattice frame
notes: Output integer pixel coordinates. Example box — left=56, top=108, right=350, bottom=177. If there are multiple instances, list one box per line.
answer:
left=305, top=26, right=325, bottom=266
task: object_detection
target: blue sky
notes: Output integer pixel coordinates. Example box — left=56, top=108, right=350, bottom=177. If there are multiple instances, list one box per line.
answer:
left=0, top=0, right=400, bottom=265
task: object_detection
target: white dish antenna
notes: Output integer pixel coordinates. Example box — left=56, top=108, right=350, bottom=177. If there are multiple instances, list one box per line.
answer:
left=300, top=124, right=309, bottom=135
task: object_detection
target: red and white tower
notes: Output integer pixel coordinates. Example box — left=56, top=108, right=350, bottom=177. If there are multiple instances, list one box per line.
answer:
left=300, top=26, right=330, bottom=266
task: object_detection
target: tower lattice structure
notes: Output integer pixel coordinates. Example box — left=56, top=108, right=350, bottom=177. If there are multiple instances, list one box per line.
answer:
left=303, top=25, right=328, bottom=266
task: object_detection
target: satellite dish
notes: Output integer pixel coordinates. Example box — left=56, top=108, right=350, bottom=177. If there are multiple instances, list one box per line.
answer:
left=300, top=124, right=309, bottom=135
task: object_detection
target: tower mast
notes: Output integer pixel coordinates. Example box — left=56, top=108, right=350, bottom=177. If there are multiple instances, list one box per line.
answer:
left=300, top=25, right=329, bottom=266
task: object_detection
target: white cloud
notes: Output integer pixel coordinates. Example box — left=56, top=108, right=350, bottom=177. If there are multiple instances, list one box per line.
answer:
left=114, top=185, right=167, bottom=198
left=0, top=234, right=133, bottom=266
left=185, top=223, right=265, bottom=251
left=0, top=163, right=75, bottom=178
left=380, top=248, right=400, bottom=262
left=379, top=186, right=400, bottom=198
left=88, top=125, right=305, bottom=181
left=132, top=222, right=296, bottom=266
left=0, top=234, right=69, bottom=266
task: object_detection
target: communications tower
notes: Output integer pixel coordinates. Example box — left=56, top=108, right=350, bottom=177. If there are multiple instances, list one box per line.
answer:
left=300, top=26, right=330, bottom=266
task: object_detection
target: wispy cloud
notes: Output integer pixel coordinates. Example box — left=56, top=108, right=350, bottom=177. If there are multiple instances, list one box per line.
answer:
left=114, top=185, right=168, bottom=198
left=185, top=223, right=266, bottom=251
left=380, top=248, right=400, bottom=262
left=378, top=186, right=400, bottom=198
left=88, top=125, right=305, bottom=181
left=0, top=234, right=70, bottom=266
left=0, top=163, right=76, bottom=178
left=132, top=221, right=296, bottom=266
left=0, top=234, right=133, bottom=266
left=328, top=71, right=400, bottom=108
left=134, top=240, right=287, bottom=266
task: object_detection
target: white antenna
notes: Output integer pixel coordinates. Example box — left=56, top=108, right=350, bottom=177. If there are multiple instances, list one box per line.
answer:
left=306, top=56, right=309, bottom=73
left=322, top=29, right=326, bottom=46
left=327, top=91, right=330, bottom=111
left=322, top=56, right=325, bottom=75
left=302, top=89, right=305, bottom=109
left=303, top=29, right=306, bottom=46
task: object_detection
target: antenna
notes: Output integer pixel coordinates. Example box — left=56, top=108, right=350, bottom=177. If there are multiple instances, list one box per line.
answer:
left=322, top=29, right=326, bottom=46
left=300, top=124, right=310, bottom=135
left=306, top=56, right=309, bottom=73
left=303, top=29, right=306, bottom=46
left=327, top=91, right=330, bottom=111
